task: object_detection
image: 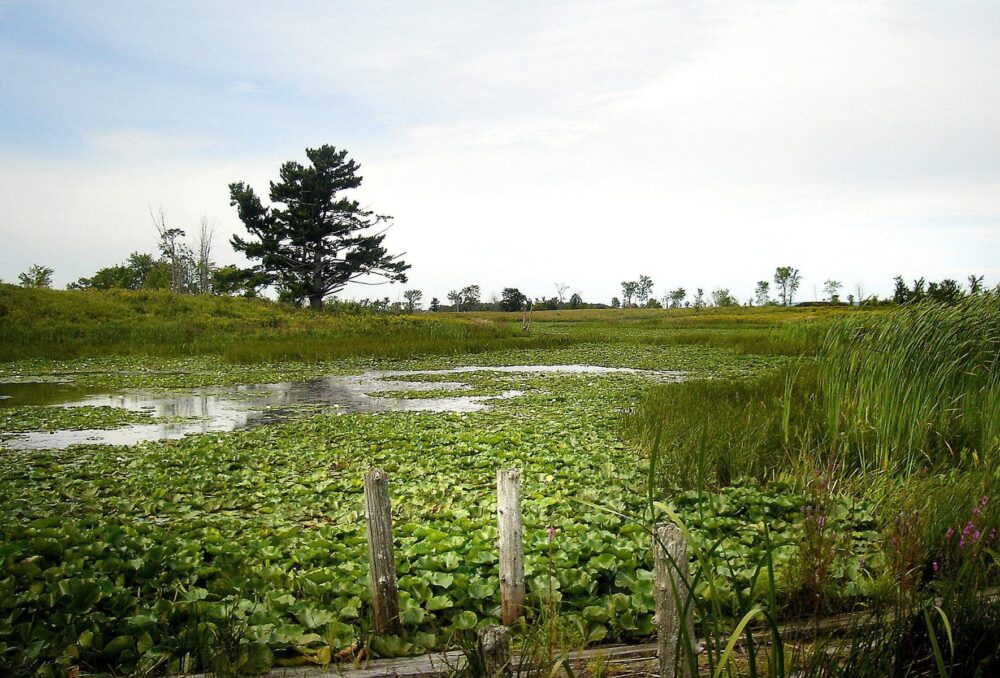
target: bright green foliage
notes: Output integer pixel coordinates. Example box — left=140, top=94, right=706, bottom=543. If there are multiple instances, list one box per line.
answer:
left=0, top=343, right=879, bottom=675
left=17, top=264, right=53, bottom=289
left=821, top=293, right=1000, bottom=474
left=69, top=253, right=171, bottom=291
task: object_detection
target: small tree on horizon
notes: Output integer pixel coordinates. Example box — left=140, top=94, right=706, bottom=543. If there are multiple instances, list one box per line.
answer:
left=461, top=285, right=481, bottom=310
left=774, top=266, right=802, bottom=306
left=403, top=289, right=423, bottom=312
left=555, top=283, right=569, bottom=304
left=823, top=279, right=842, bottom=303
left=636, top=275, right=654, bottom=306
left=500, top=287, right=528, bottom=311
left=667, top=287, right=686, bottom=308
left=693, top=288, right=706, bottom=309
left=753, top=281, right=771, bottom=306
left=621, top=281, right=638, bottom=307
left=711, top=288, right=738, bottom=307
left=17, top=264, right=53, bottom=289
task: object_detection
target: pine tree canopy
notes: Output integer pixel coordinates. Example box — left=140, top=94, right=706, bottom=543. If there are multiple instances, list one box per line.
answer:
left=229, top=145, right=409, bottom=309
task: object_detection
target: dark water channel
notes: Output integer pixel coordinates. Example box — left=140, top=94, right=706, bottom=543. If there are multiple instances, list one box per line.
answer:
left=0, top=365, right=683, bottom=450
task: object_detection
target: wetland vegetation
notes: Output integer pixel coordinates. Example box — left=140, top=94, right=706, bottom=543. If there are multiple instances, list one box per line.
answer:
left=1, top=286, right=998, bottom=676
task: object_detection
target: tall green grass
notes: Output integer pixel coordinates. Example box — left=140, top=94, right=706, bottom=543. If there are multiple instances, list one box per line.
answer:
left=627, top=365, right=822, bottom=489
left=820, top=294, right=1000, bottom=475
left=631, top=293, right=1000, bottom=489
left=629, top=296, right=1000, bottom=674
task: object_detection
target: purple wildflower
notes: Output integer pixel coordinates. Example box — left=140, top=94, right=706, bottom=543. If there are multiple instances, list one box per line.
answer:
left=547, top=526, right=555, bottom=542
left=933, top=561, right=939, bottom=574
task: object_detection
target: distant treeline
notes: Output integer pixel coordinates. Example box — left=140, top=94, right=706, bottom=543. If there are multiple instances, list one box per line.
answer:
left=9, top=253, right=992, bottom=315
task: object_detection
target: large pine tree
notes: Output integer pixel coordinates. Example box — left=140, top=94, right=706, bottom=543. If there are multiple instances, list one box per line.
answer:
left=229, top=145, right=409, bottom=309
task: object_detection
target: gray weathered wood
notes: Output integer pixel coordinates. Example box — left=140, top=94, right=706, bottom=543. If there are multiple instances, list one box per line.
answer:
left=654, top=522, right=694, bottom=678
left=364, top=467, right=401, bottom=635
left=497, top=468, right=525, bottom=625
left=478, top=625, right=513, bottom=677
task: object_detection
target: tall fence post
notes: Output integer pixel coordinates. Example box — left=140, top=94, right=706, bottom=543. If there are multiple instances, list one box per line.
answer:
left=497, top=468, right=525, bottom=625
left=364, top=467, right=401, bottom=635
left=654, top=522, right=694, bottom=678
left=478, top=625, right=513, bottom=677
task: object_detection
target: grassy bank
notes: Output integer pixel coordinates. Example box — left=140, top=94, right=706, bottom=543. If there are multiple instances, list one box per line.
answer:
left=0, top=286, right=569, bottom=363
left=1, top=286, right=870, bottom=363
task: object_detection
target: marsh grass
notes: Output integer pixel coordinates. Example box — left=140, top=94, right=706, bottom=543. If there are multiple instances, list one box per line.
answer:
left=628, top=293, right=1000, bottom=675
left=0, top=285, right=571, bottom=362
left=627, top=364, right=823, bottom=490
left=820, top=293, right=1000, bottom=475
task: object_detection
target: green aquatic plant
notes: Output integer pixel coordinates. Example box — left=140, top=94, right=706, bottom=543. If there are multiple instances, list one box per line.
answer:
left=820, top=293, right=1000, bottom=475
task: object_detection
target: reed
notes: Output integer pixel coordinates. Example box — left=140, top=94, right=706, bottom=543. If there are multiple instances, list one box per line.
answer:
left=819, top=293, right=1000, bottom=475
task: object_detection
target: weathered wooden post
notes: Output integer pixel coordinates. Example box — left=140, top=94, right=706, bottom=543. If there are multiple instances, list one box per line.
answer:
left=478, top=625, right=513, bottom=677
left=497, top=468, right=525, bottom=625
left=364, top=467, right=401, bottom=635
left=654, top=522, right=694, bottom=678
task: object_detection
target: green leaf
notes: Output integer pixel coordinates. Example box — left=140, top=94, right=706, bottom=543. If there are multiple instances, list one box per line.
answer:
left=452, top=610, right=477, bottom=630
left=427, top=595, right=454, bottom=611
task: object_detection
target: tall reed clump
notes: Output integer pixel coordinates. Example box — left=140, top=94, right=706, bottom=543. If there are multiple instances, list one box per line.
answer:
left=820, top=293, right=1000, bottom=476
left=627, top=364, right=823, bottom=490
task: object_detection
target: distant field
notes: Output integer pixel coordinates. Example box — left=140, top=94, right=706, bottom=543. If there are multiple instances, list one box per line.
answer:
left=0, top=286, right=568, bottom=362
left=0, top=285, right=877, bottom=363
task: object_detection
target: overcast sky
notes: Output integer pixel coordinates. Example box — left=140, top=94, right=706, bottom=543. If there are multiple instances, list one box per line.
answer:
left=2, top=0, right=998, bottom=304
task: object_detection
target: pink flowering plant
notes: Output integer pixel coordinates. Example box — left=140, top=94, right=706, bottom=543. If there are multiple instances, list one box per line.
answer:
left=934, top=494, right=1000, bottom=593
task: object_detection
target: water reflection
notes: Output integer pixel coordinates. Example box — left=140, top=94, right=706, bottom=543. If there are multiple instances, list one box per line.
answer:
left=1, top=365, right=682, bottom=450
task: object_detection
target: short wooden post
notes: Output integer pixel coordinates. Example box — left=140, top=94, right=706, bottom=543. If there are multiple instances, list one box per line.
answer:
left=478, top=625, right=513, bottom=677
left=654, top=522, right=694, bottom=678
left=364, top=467, right=401, bottom=635
left=497, top=468, right=525, bottom=625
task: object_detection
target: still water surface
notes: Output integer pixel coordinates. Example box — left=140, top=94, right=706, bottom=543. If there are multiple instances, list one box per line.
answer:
left=0, top=365, right=682, bottom=450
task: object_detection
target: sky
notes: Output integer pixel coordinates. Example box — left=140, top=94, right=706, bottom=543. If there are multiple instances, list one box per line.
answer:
left=1, top=0, right=998, bottom=305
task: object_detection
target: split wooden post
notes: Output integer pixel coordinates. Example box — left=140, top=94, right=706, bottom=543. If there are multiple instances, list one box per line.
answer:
left=477, top=625, right=513, bottom=677
left=497, top=468, right=525, bottom=625
left=364, top=467, right=401, bottom=635
left=654, top=522, right=694, bottom=678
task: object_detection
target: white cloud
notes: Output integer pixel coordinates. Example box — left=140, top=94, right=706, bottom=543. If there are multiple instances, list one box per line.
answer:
left=2, top=0, right=999, bottom=301
left=85, top=130, right=218, bottom=159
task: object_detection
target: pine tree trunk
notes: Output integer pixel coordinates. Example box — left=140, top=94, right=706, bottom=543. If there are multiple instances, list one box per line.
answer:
left=309, top=294, right=324, bottom=309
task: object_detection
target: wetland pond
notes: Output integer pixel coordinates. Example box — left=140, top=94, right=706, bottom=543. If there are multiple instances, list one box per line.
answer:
left=0, top=364, right=683, bottom=450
